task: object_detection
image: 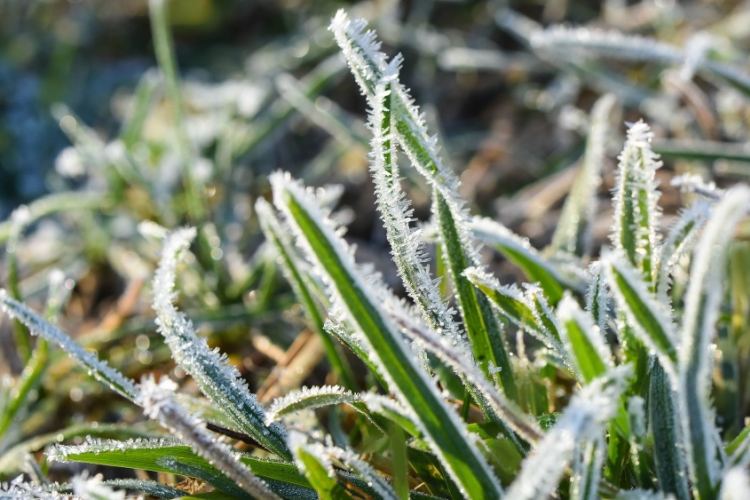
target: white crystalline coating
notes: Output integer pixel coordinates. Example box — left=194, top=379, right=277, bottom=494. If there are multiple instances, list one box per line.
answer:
left=0, top=477, right=75, bottom=499
left=271, top=172, right=503, bottom=497
left=367, top=65, right=467, bottom=351
left=71, top=472, right=125, bottom=500
left=721, top=467, right=750, bottom=500
left=552, top=93, right=617, bottom=256
left=464, top=266, right=567, bottom=361
left=680, top=185, right=750, bottom=490
left=610, top=120, right=663, bottom=282
left=656, top=200, right=712, bottom=300
left=137, top=220, right=168, bottom=241
left=327, top=446, right=400, bottom=500
left=151, top=228, right=288, bottom=458
left=602, top=251, right=679, bottom=377
left=288, top=431, right=335, bottom=478
left=0, top=290, right=140, bottom=402
left=506, top=366, right=630, bottom=500
left=615, top=490, right=673, bottom=500
left=556, top=295, right=614, bottom=381
left=267, top=385, right=352, bottom=424
left=530, top=25, right=684, bottom=64
left=627, top=396, right=646, bottom=439
left=671, top=173, right=724, bottom=199
left=570, top=435, right=605, bottom=500
left=137, top=375, right=281, bottom=500
left=47, top=437, right=183, bottom=462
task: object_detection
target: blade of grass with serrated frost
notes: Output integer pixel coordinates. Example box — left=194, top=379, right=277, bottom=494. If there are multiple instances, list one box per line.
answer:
left=680, top=185, right=750, bottom=500
left=138, top=375, right=280, bottom=500
left=326, top=444, right=400, bottom=500
left=506, top=367, right=629, bottom=500
left=603, top=253, right=678, bottom=368
left=586, top=262, right=609, bottom=336
left=571, top=436, right=604, bottom=500
left=388, top=303, right=542, bottom=444
left=649, top=362, right=690, bottom=500
left=288, top=433, right=349, bottom=500
left=551, top=94, right=617, bottom=257
left=557, top=296, right=612, bottom=384
left=610, top=121, right=662, bottom=288
left=331, top=11, right=516, bottom=397
left=151, top=228, right=289, bottom=459
left=471, top=217, right=574, bottom=302
left=464, top=267, right=565, bottom=359
left=656, top=200, right=711, bottom=299
left=0, top=291, right=139, bottom=402
left=271, top=172, right=503, bottom=499
left=256, top=199, right=355, bottom=390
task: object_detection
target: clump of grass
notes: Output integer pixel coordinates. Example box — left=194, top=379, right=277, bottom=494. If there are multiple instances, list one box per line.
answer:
left=0, top=6, right=749, bottom=500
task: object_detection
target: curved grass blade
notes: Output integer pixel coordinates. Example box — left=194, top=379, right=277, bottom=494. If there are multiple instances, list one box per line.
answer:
left=471, top=217, right=574, bottom=302
left=603, top=254, right=678, bottom=368
left=256, top=199, right=355, bottom=389
left=271, top=172, right=503, bottom=499
left=551, top=94, right=617, bottom=257
left=0, top=292, right=139, bottom=402
left=679, top=185, right=750, bottom=500
left=649, top=363, right=690, bottom=500
left=150, top=228, right=290, bottom=459
left=557, top=296, right=612, bottom=384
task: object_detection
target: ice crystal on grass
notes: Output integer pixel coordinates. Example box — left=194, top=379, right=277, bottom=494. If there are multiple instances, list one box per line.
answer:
left=151, top=228, right=289, bottom=459
left=720, top=468, right=750, bottom=500
left=138, top=375, right=280, bottom=500
left=71, top=472, right=125, bottom=500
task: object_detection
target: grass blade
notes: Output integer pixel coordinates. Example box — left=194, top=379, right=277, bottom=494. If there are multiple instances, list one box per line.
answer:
left=271, top=172, right=503, bottom=499
left=551, top=93, right=617, bottom=257
left=557, top=296, right=612, bottom=384
left=679, top=185, right=750, bottom=500
left=288, top=433, right=349, bottom=500
left=150, top=227, right=290, bottom=459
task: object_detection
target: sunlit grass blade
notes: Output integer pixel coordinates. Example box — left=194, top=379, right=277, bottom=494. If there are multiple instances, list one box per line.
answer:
left=48, top=438, right=314, bottom=500
left=471, top=217, right=576, bottom=302
left=557, top=296, right=612, bottom=384
left=149, top=227, right=290, bottom=459
left=656, top=200, right=711, bottom=299
left=288, top=433, right=349, bottom=500
left=610, top=121, right=662, bottom=287
left=603, top=254, right=678, bottom=368
left=256, top=199, right=355, bottom=389
left=465, top=267, right=565, bottom=358
left=506, top=367, right=629, bottom=500
left=271, top=172, right=503, bottom=499
left=649, top=363, right=690, bottom=500
left=679, top=185, right=750, bottom=500
left=551, top=93, right=617, bottom=257
left=0, top=292, right=139, bottom=402
left=138, top=375, right=280, bottom=500
left=726, top=425, right=750, bottom=468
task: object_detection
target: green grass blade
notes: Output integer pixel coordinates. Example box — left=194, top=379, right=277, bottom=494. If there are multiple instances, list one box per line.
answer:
left=0, top=292, right=139, bottom=402
left=649, top=363, right=690, bottom=500
left=603, top=254, right=678, bottom=367
left=256, top=199, right=355, bottom=389
left=150, top=228, right=290, bottom=459
left=679, top=185, right=750, bottom=500
left=271, top=173, right=503, bottom=499
left=551, top=94, right=617, bottom=257
left=557, top=297, right=612, bottom=384
left=571, top=436, right=605, bottom=500
left=288, top=433, right=350, bottom=500
left=471, top=217, right=575, bottom=302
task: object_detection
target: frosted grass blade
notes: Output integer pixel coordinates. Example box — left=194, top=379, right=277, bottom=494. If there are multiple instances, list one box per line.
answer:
left=551, top=94, right=617, bottom=257
left=649, top=363, right=690, bottom=500
left=0, top=292, right=139, bottom=402
left=557, top=297, right=612, bottom=384
left=326, top=445, right=400, bottom=500
left=603, top=254, right=678, bottom=367
left=471, top=217, right=573, bottom=302
left=138, top=376, right=280, bottom=500
left=256, top=199, right=355, bottom=389
left=271, top=172, right=503, bottom=499
left=610, top=121, right=662, bottom=287
left=679, top=185, right=750, bottom=500
left=150, top=228, right=290, bottom=459
left=571, top=436, right=605, bottom=500
left=288, top=433, right=349, bottom=500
